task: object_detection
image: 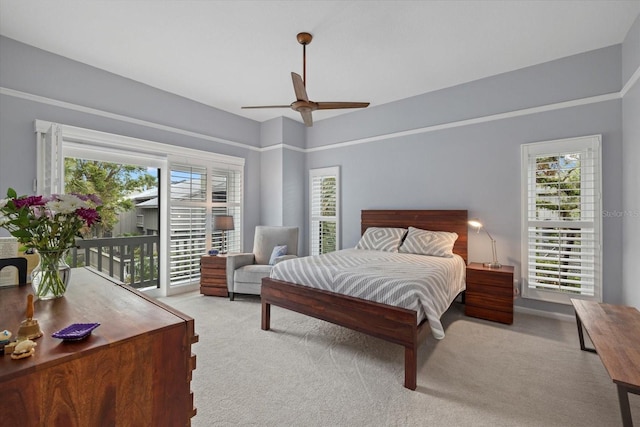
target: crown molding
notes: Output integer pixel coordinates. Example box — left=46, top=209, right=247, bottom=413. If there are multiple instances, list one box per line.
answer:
left=3, top=65, right=637, bottom=154
left=0, top=87, right=260, bottom=152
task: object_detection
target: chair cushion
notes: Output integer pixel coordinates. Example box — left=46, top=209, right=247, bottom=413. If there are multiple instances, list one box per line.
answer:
left=234, top=264, right=273, bottom=284
left=253, top=226, right=299, bottom=265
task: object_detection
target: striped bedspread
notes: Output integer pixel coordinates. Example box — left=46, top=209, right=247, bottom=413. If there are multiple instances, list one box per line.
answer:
left=270, top=248, right=466, bottom=339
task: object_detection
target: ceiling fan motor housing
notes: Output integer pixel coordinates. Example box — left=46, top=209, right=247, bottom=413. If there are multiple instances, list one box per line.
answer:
left=291, top=100, right=318, bottom=112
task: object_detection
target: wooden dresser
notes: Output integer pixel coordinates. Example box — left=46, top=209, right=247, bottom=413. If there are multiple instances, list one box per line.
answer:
left=200, top=254, right=228, bottom=297
left=465, top=263, right=515, bottom=324
left=0, top=268, right=197, bottom=427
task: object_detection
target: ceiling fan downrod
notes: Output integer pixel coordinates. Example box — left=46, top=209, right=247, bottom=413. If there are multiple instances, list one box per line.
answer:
left=297, top=32, right=312, bottom=87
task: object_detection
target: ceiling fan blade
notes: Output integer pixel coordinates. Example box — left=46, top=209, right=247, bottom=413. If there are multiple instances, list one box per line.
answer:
left=316, top=102, right=370, bottom=110
left=291, top=72, right=309, bottom=102
left=300, top=110, right=313, bottom=127
left=241, top=105, right=291, bottom=109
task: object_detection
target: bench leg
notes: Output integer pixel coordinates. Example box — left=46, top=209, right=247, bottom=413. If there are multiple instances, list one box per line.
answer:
left=574, top=312, right=597, bottom=353
left=617, top=385, right=634, bottom=427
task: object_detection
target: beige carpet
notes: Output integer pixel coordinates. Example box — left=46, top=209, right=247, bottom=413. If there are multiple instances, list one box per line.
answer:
left=160, top=292, right=639, bottom=427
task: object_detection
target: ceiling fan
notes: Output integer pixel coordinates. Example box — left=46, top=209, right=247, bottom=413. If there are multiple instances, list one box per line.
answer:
left=242, top=32, right=370, bottom=127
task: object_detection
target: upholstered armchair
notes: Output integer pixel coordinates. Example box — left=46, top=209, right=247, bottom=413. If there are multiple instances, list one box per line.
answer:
left=226, top=226, right=299, bottom=300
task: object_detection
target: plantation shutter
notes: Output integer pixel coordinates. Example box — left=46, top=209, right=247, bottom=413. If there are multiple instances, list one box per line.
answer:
left=169, top=164, right=208, bottom=286
left=211, top=167, right=242, bottom=253
left=521, top=135, right=601, bottom=304
left=37, top=123, right=63, bottom=195
left=310, top=167, right=340, bottom=256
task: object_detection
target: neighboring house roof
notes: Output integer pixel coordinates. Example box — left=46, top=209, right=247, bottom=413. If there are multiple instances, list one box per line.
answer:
left=128, top=187, right=158, bottom=202
left=128, top=179, right=205, bottom=208
left=136, top=197, right=158, bottom=208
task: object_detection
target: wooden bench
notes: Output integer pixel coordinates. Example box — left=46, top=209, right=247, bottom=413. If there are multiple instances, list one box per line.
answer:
left=571, top=299, right=640, bottom=427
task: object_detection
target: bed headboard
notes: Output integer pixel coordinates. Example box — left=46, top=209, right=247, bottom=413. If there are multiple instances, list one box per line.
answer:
left=361, top=210, right=468, bottom=264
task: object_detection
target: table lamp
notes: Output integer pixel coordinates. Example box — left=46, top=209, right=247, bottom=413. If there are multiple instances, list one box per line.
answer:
left=468, top=218, right=501, bottom=268
left=213, top=215, right=234, bottom=254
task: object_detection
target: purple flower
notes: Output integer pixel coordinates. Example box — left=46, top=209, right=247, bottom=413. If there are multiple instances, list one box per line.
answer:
left=87, top=194, right=102, bottom=205
left=76, top=207, right=101, bottom=226
left=71, top=193, right=102, bottom=206
left=13, top=195, right=45, bottom=209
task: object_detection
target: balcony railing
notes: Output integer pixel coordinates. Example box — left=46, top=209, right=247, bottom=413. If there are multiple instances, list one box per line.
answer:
left=69, top=235, right=159, bottom=289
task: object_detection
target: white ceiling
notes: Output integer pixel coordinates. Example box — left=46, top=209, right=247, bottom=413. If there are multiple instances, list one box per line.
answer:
left=1, top=1, right=639, bottom=126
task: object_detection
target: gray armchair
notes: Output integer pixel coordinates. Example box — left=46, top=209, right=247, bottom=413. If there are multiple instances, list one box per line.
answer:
left=226, top=226, right=298, bottom=300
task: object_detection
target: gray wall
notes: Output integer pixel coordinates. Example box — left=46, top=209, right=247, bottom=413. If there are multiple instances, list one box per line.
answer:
left=0, top=36, right=263, bottom=251
left=306, top=45, right=626, bottom=315
left=622, top=15, right=640, bottom=308
left=258, top=117, right=305, bottom=229
left=259, top=117, right=283, bottom=226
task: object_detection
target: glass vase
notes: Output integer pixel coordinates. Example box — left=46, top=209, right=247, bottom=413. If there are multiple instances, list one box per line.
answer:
left=31, top=250, right=71, bottom=300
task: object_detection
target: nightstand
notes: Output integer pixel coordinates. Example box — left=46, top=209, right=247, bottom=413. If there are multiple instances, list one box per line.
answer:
left=465, top=262, right=514, bottom=324
left=200, top=255, right=228, bottom=297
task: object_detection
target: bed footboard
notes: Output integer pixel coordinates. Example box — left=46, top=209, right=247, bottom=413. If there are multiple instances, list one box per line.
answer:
left=261, top=277, right=429, bottom=390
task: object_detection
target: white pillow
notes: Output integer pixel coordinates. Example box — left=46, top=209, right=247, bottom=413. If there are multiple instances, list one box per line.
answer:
left=399, top=226, right=458, bottom=257
left=355, top=227, right=407, bottom=252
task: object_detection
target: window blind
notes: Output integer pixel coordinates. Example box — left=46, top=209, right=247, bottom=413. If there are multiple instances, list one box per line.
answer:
left=211, top=168, right=241, bottom=253
left=521, top=136, right=601, bottom=304
left=37, top=123, right=63, bottom=195
left=310, top=167, right=339, bottom=256
left=169, top=165, right=208, bottom=285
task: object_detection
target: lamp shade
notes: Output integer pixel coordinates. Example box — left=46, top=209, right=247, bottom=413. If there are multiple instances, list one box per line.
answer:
left=468, top=219, right=483, bottom=229
left=213, top=215, right=234, bottom=231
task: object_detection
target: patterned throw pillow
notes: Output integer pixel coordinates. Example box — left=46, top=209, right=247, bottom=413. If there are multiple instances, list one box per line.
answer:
left=269, top=245, right=288, bottom=265
left=399, top=226, right=458, bottom=257
left=355, top=227, right=407, bottom=252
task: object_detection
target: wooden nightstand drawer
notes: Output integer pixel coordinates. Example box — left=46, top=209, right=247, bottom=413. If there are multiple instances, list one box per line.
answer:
left=466, top=269, right=512, bottom=288
left=201, top=269, right=226, bottom=280
left=466, top=282, right=513, bottom=298
left=201, top=256, right=226, bottom=267
left=201, top=276, right=226, bottom=286
left=465, top=263, right=514, bottom=324
left=465, top=305, right=513, bottom=325
left=200, top=286, right=228, bottom=297
left=200, top=255, right=228, bottom=297
left=466, top=292, right=512, bottom=312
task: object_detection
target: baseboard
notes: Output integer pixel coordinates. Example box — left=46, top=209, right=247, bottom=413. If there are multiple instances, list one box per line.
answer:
left=514, top=305, right=574, bottom=322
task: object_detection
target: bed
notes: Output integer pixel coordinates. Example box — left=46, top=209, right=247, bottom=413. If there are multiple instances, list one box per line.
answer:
left=261, top=210, right=468, bottom=390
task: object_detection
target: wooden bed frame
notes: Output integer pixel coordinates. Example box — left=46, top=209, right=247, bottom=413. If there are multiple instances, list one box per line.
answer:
left=261, top=210, right=468, bottom=390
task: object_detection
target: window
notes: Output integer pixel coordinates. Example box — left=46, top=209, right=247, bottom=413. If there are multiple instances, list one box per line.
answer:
left=211, top=167, right=241, bottom=252
left=169, top=163, right=242, bottom=288
left=169, top=165, right=207, bottom=286
left=521, top=135, right=601, bottom=304
left=310, top=167, right=340, bottom=256
left=36, top=120, right=244, bottom=295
